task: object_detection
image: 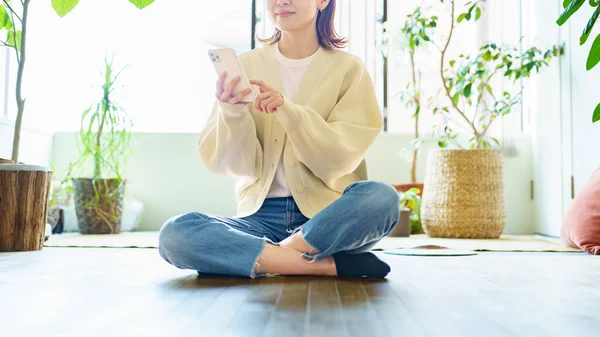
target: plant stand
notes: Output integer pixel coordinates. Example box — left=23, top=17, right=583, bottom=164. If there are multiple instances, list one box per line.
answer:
left=0, top=163, right=52, bottom=251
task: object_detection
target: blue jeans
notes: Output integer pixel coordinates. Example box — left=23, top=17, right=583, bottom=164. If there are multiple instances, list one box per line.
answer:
left=158, top=181, right=400, bottom=278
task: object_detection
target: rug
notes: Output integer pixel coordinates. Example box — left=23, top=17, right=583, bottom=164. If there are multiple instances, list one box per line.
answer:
left=383, top=245, right=478, bottom=256
left=44, top=232, right=582, bottom=252
left=372, top=235, right=582, bottom=253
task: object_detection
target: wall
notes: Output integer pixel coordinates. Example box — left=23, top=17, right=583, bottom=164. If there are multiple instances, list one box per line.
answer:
left=51, top=132, right=536, bottom=234
left=0, top=121, right=53, bottom=165
left=529, top=1, right=600, bottom=236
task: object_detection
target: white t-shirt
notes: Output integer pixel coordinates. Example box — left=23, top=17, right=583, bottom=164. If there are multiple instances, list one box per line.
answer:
left=266, top=43, right=318, bottom=198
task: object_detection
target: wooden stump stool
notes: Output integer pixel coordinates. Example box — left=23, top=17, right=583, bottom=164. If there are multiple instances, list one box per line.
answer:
left=0, top=163, right=52, bottom=252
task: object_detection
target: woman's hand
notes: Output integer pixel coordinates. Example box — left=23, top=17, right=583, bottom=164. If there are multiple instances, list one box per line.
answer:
left=216, top=72, right=252, bottom=105
left=250, top=80, right=284, bottom=113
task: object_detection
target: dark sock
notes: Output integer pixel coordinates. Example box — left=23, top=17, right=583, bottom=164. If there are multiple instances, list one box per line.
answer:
left=332, top=252, right=391, bottom=278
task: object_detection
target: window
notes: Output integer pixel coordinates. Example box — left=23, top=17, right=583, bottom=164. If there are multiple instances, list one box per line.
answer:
left=384, top=0, right=481, bottom=134
left=4, top=0, right=531, bottom=137
left=20, top=0, right=252, bottom=133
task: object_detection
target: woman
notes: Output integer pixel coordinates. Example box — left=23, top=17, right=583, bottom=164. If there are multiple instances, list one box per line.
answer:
left=158, top=0, right=400, bottom=278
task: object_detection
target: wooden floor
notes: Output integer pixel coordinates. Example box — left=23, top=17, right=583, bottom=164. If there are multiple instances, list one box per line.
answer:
left=0, top=248, right=598, bottom=337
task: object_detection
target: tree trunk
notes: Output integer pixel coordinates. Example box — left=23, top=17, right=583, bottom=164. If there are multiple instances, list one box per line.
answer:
left=10, top=0, right=31, bottom=163
left=0, top=165, right=52, bottom=252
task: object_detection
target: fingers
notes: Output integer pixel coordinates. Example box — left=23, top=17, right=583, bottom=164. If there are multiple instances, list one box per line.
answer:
left=250, top=79, right=273, bottom=92
left=255, top=91, right=275, bottom=112
left=229, top=88, right=253, bottom=104
left=261, top=95, right=279, bottom=113
left=219, top=76, right=240, bottom=102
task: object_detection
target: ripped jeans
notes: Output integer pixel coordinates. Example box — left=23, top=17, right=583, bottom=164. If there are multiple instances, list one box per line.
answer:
left=158, top=181, right=400, bottom=278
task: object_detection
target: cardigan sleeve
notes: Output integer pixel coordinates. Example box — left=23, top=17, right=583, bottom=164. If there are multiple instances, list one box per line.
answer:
left=197, top=100, right=263, bottom=179
left=275, top=57, right=383, bottom=182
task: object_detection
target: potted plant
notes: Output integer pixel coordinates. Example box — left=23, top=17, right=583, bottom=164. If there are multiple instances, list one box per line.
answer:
left=62, top=55, right=132, bottom=234
left=390, top=187, right=423, bottom=237
left=556, top=0, right=600, bottom=122
left=0, top=0, right=155, bottom=251
left=382, top=7, right=438, bottom=196
left=412, top=0, right=563, bottom=238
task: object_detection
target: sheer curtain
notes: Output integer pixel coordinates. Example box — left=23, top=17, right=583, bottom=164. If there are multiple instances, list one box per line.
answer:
left=22, top=0, right=251, bottom=133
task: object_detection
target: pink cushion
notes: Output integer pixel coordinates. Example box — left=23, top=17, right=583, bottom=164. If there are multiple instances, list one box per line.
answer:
left=561, top=167, right=600, bottom=255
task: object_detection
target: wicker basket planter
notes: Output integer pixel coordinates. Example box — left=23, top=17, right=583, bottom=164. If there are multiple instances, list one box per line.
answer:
left=73, top=178, right=125, bottom=234
left=420, top=149, right=505, bottom=238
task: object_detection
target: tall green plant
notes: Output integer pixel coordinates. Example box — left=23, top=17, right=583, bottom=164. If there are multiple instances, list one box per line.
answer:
left=382, top=7, right=438, bottom=183
left=0, top=0, right=155, bottom=163
left=64, top=55, right=132, bottom=182
left=556, top=0, right=600, bottom=122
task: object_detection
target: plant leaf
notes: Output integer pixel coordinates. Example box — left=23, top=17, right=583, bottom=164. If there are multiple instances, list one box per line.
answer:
left=564, top=0, right=575, bottom=7
left=475, top=7, right=482, bottom=20
left=51, top=0, right=80, bottom=17
left=128, top=0, right=156, bottom=9
left=557, top=0, right=584, bottom=26
left=464, top=83, right=472, bottom=97
left=581, top=6, right=600, bottom=45
left=0, top=6, right=9, bottom=29
left=593, top=102, right=600, bottom=122
left=6, top=29, right=21, bottom=51
left=587, top=34, right=600, bottom=70
left=457, top=13, right=467, bottom=23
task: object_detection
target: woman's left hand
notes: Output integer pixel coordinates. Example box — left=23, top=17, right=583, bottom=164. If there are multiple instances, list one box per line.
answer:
left=250, top=80, right=284, bottom=114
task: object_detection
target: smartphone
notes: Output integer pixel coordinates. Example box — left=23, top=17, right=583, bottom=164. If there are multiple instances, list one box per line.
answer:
left=208, top=48, right=256, bottom=103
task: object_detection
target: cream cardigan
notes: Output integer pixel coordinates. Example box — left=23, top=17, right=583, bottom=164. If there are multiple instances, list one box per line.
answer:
left=198, top=44, right=383, bottom=218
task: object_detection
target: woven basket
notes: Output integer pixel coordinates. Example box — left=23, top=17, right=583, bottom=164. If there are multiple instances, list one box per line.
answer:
left=73, top=178, right=125, bottom=234
left=420, top=149, right=505, bottom=238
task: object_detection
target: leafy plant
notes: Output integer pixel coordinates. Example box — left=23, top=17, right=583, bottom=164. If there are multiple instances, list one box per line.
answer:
left=382, top=7, right=438, bottom=183
left=556, top=0, right=600, bottom=122
left=0, top=0, right=156, bottom=163
left=438, top=42, right=563, bottom=149
left=63, top=55, right=132, bottom=182
left=384, top=0, right=563, bottom=149
left=399, top=187, right=423, bottom=234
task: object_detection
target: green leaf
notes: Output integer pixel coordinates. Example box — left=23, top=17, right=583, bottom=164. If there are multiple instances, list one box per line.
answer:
left=587, top=34, right=600, bottom=70
left=0, top=6, right=9, bottom=29
left=128, top=0, right=156, bottom=9
left=457, top=13, right=467, bottom=23
left=557, top=0, right=584, bottom=26
left=438, top=140, right=448, bottom=148
left=414, top=106, right=421, bottom=117
left=581, top=6, right=600, bottom=45
left=463, top=83, right=472, bottom=97
left=593, top=102, right=600, bottom=122
left=6, top=29, right=21, bottom=50
left=475, top=7, right=482, bottom=20
left=51, top=0, right=80, bottom=17
left=452, top=94, right=460, bottom=106
left=564, top=0, right=575, bottom=7
left=486, top=84, right=493, bottom=95
left=482, top=50, right=492, bottom=61
left=449, top=60, right=456, bottom=67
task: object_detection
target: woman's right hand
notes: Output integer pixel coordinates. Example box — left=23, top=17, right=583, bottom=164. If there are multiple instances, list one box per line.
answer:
left=216, top=72, right=252, bottom=105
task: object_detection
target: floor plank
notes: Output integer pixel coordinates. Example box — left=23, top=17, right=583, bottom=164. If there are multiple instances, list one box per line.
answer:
left=0, top=248, right=598, bottom=337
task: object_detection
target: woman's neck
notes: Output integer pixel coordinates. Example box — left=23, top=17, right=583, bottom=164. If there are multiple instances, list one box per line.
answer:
left=278, top=26, right=320, bottom=59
